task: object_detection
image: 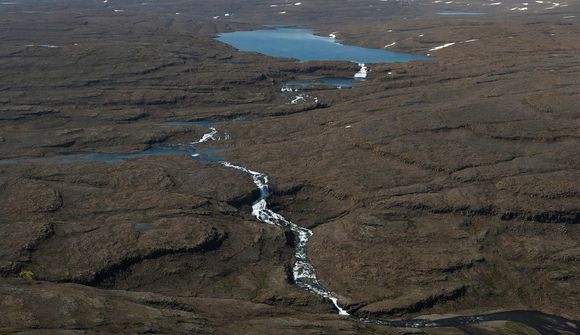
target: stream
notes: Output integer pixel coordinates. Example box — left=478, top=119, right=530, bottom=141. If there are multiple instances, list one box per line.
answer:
left=2, top=82, right=576, bottom=334
left=220, top=161, right=349, bottom=316
left=182, top=117, right=579, bottom=334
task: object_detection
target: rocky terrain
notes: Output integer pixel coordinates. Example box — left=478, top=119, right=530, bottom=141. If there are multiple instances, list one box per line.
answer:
left=1, top=0, right=579, bottom=334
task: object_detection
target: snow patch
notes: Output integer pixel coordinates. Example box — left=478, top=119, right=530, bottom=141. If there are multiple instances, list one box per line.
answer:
left=429, top=42, right=455, bottom=51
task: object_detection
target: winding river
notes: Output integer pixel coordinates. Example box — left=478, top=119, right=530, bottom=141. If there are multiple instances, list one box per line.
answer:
left=183, top=117, right=579, bottom=335
left=2, top=28, right=577, bottom=334
left=208, top=30, right=579, bottom=333
left=220, top=161, right=350, bottom=316
left=2, top=97, right=577, bottom=333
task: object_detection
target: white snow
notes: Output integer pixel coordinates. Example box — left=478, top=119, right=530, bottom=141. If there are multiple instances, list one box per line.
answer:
left=429, top=42, right=455, bottom=51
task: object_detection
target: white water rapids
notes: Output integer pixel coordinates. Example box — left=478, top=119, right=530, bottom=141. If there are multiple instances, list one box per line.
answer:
left=190, top=125, right=348, bottom=315
left=221, top=161, right=349, bottom=315
left=177, top=72, right=580, bottom=332
left=354, top=63, right=368, bottom=79
left=191, top=126, right=218, bottom=144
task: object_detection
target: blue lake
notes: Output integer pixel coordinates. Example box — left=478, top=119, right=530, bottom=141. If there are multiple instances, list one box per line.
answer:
left=217, top=28, right=430, bottom=63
